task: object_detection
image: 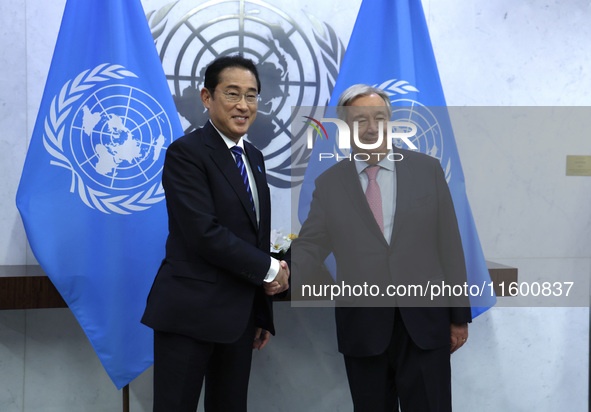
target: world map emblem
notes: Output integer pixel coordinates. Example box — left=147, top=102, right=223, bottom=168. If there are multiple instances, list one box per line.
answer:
left=318, top=78, right=451, bottom=181
left=148, top=0, right=344, bottom=188
left=43, top=64, right=175, bottom=214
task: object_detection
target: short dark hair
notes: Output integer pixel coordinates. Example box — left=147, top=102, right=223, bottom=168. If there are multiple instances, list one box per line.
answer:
left=204, top=55, right=261, bottom=94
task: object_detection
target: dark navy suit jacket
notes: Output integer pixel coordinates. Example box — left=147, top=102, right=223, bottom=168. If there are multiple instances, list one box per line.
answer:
left=142, top=121, right=274, bottom=342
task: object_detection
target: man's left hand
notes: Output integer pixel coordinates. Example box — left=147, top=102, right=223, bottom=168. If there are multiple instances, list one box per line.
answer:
left=253, top=328, right=270, bottom=350
left=450, top=322, right=468, bottom=354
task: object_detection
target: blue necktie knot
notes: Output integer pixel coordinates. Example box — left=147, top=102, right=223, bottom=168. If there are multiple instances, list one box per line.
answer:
left=230, top=145, right=243, bottom=157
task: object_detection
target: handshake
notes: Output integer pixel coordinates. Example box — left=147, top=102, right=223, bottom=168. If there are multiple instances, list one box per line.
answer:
left=263, top=260, right=290, bottom=296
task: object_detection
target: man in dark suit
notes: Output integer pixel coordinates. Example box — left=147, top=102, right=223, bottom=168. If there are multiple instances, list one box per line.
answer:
left=292, top=85, right=471, bottom=411
left=141, top=55, right=289, bottom=412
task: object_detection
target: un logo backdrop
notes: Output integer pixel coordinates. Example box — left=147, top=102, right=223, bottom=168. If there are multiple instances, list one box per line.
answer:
left=144, top=0, right=348, bottom=192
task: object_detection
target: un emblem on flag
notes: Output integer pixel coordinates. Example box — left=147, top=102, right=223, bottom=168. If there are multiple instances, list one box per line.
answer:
left=378, top=79, right=451, bottom=181
left=42, top=64, right=175, bottom=214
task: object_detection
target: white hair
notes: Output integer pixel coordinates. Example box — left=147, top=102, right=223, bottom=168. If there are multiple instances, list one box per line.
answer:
left=336, top=84, right=392, bottom=121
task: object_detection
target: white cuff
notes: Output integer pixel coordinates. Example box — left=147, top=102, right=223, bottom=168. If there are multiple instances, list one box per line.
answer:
left=264, top=257, right=280, bottom=282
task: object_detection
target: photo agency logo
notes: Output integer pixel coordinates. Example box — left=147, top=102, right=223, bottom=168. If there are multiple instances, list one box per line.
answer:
left=303, top=115, right=419, bottom=162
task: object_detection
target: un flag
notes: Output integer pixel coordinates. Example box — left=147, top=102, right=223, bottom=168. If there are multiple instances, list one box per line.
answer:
left=16, top=0, right=183, bottom=388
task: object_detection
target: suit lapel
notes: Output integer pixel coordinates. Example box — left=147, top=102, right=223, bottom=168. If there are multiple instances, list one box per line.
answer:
left=244, top=141, right=270, bottom=233
left=389, top=150, right=412, bottom=247
left=205, top=123, right=258, bottom=229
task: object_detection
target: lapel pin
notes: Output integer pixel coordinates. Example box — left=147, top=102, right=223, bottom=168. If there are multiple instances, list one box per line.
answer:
left=258, top=165, right=262, bottom=173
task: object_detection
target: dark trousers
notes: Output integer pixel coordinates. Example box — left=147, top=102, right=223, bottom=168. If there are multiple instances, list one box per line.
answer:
left=152, top=314, right=256, bottom=412
left=343, top=309, right=451, bottom=412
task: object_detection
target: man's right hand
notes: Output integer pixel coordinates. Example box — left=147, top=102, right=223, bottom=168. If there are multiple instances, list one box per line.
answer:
left=263, top=260, right=290, bottom=295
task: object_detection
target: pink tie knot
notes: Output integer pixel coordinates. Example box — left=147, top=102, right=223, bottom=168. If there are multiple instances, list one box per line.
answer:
left=365, top=166, right=380, bottom=180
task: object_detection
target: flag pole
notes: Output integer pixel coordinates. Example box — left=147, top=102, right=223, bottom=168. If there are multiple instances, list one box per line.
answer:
left=123, top=385, right=129, bottom=412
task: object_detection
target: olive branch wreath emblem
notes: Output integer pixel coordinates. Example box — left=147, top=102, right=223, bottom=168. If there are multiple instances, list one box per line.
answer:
left=42, top=63, right=166, bottom=215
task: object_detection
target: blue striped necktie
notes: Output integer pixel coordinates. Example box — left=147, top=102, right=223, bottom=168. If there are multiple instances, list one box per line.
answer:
left=230, top=145, right=255, bottom=212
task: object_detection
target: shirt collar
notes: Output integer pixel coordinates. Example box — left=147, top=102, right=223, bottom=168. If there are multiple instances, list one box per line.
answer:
left=209, top=119, right=245, bottom=150
left=355, top=150, right=396, bottom=175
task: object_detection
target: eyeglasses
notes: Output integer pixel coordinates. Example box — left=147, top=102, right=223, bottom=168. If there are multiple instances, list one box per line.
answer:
left=217, top=89, right=260, bottom=104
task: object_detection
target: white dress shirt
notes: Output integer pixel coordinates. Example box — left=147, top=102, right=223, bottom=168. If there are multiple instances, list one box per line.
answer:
left=210, top=120, right=279, bottom=281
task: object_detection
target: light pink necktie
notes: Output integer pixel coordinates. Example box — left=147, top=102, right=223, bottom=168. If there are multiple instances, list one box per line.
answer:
left=364, top=166, right=384, bottom=233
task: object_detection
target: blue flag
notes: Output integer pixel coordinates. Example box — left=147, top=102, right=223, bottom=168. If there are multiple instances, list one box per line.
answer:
left=298, top=0, right=496, bottom=317
left=16, top=0, right=182, bottom=388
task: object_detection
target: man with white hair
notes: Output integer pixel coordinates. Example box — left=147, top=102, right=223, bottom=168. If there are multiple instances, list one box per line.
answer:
left=293, top=84, right=471, bottom=411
